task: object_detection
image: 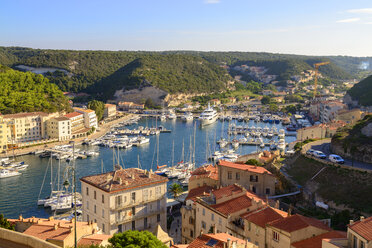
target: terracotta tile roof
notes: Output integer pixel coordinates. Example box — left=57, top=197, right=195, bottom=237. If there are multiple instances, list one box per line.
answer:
left=241, top=206, right=288, bottom=228
left=218, top=160, right=272, bottom=175
left=80, top=168, right=168, bottom=193
left=186, top=185, right=215, bottom=202
left=104, top=104, right=116, bottom=108
left=268, top=214, right=332, bottom=233
left=186, top=233, right=245, bottom=248
left=291, top=231, right=346, bottom=248
left=23, top=224, right=71, bottom=241
left=211, top=193, right=253, bottom=215
left=74, top=107, right=95, bottom=113
left=53, top=117, right=70, bottom=121
left=78, top=234, right=112, bottom=246
left=3, top=112, right=49, bottom=119
left=190, top=164, right=218, bottom=181
left=212, top=184, right=244, bottom=200
left=348, top=217, right=372, bottom=241
left=64, top=112, right=83, bottom=119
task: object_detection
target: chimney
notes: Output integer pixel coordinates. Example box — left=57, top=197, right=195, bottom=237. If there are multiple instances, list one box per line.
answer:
left=53, top=224, right=58, bottom=230
left=226, top=238, right=231, bottom=248
left=288, top=204, right=293, bottom=216
left=19, top=215, right=23, bottom=221
left=275, top=200, right=280, bottom=209
left=360, top=216, right=365, bottom=221
left=245, top=240, right=249, bottom=248
left=349, top=220, right=354, bottom=225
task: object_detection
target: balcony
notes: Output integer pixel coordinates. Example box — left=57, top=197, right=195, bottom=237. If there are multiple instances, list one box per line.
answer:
left=114, top=208, right=163, bottom=225
left=111, top=195, right=164, bottom=211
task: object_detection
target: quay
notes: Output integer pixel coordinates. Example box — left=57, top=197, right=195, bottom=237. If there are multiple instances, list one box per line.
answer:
left=216, top=140, right=288, bottom=147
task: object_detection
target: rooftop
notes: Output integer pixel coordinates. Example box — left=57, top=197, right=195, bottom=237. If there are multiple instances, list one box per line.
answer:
left=80, top=168, right=168, bottom=193
left=348, top=216, right=372, bottom=241
left=64, top=112, right=83, bottom=119
left=291, top=231, right=346, bottom=248
left=186, top=185, right=215, bottom=202
left=241, top=206, right=288, bottom=228
left=212, top=184, right=244, bottom=200
left=210, top=193, right=254, bottom=215
left=74, top=107, right=95, bottom=113
left=104, top=103, right=116, bottom=108
left=3, top=112, right=49, bottom=119
left=78, top=234, right=112, bottom=246
left=190, top=164, right=218, bottom=181
left=268, top=214, right=332, bottom=233
left=53, top=117, right=70, bottom=122
left=218, top=160, right=272, bottom=175
left=184, top=233, right=246, bottom=248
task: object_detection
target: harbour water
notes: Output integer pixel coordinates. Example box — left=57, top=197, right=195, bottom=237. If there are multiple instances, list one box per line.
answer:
left=0, top=117, right=296, bottom=219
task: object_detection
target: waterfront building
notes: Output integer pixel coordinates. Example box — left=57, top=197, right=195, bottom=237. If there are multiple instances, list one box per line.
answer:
left=0, top=116, right=8, bottom=152
left=46, top=117, right=71, bottom=141
left=104, top=104, right=117, bottom=119
left=74, top=107, right=98, bottom=129
left=64, top=112, right=87, bottom=138
left=80, top=168, right=168, bottom=235
left=218, top=160, right=276, bottom=196
left=296, top=121, right=346, bottom=141
left=118, top=101, right=145, bottom=111
left=8, top=216, right=111, bottom=248
left=188, top=164, right=218, bottom=190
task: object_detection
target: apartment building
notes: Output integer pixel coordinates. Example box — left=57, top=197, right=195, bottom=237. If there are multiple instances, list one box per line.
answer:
left=181, top=184, right=267, bottom=244
left=46, top=117, right=71, bottom=141
left=80, top=168, right=168, bottom=235
left=189, top=164, right=219, bottom=190
left=104, top=104, right=117, bottom=119
left=64, top=112, right=86, bottom=138
left=336, top=108, right=362, bottom=125
left=3, top=112, right=57, bottom=145
left=320, top=101, right=346, bottom=123
left=218, top=160, right=276, bottom=196
left=74, top=107, right=98, bottom=129
left=0, top=116, right=8, bottom=152
left=348, top=216, right=372, bottom=248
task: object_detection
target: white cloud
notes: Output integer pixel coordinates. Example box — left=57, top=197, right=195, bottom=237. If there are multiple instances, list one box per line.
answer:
left=347, top=8, right=372, bottom=14
left=204, top=0, right=220, bottom=4
left=336, top=18, right=360, bottom=23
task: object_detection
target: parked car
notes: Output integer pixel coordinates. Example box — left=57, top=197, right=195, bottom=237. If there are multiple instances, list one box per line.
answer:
left=313, top=151, right=326, bottom=159
left=306, top=149, right=315, bottom=156
left=329, top=154, right=344, bottom=164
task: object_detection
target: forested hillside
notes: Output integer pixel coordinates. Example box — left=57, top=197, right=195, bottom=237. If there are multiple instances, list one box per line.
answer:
left=347, top=75, right=372, bottom=106
left=0, top=65, right=71, bottom=114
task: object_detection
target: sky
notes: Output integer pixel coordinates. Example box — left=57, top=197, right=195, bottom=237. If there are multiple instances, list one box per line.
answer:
left=1, top=0, right=372, bottom=56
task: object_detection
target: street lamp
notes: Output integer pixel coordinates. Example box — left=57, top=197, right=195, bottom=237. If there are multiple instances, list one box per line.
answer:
left=69, top=141, right=77, bottom=248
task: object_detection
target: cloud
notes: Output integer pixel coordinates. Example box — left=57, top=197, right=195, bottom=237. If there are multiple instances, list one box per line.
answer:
left=204, top=0, right=220, bottom=4
left=336, top=18, right=360, bottom=23
left=347, top=8, right=372, bottom=14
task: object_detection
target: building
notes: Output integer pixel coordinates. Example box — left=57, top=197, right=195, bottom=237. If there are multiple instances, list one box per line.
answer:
left=64, top=112, right=87, bottom=138
left=118, top=101, right=145, bottom=111
left=291, top=230, right=346, bottom=248
left=173, top=232, right=255, bottom=248
left=0, top=116, right=8, bottom=152
left=262, top=90, right=273, bottom=96
left=74, top=107, right=98, bottom=129
left=210, top=99, right=221, bottom=106
left=80, top=168, right=168, bottom=235
left=218, top=160, right=276, bottom=196
left=265, top=214, right=332, bottom=248
left=3, top=112, right=57, bottom=145
left=320, top=101, right=346, bottom=123
left=188, top=164, right=218, bottom=190
left=336, top=109, right=362, bottom=125
left=8, top=216, right=111, bottom=248
left=46, top=117, right=71, bottom=141
left=296, top=121, right=346, bottom=141
left=348, top=216, right=372, bottom=248
left=104, top=104, right=117, bottom=119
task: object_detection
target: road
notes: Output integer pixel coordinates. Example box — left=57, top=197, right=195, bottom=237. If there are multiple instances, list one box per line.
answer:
left=310, top=142, right=372, bottom=171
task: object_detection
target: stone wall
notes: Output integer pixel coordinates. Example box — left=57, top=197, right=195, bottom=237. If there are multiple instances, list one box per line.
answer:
left=0, top=227, right=59, bottom=248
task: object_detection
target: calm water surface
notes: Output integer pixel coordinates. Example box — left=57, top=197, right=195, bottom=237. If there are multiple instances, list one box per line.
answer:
left=0, top=118, right=295, bottom=218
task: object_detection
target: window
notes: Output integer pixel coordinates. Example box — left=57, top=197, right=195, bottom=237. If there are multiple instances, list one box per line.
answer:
left=155, top=186, right=161, bottom=196
left=94, top=205, right=96, bottom=214
left=144, top=217, right=148, bottom=229
left=131, top=192, right=136, bottom=202
left=102, top=224, right=105, bottom=232
left=211, top=213, right=214, bottom=221
left=86, top=187, right=89, bottom=196
left=189, top=217, right=194, bottom=224
left=102, top=209, right=105, bottom=218
left=236, top=172, right=240, bottom=180
left=115, top=195, right=122, bottom=207
left=94, top=191, right=96, bottom=200
left=132, top=221, right=135, bottom=230
left=143, top=189, right=148, bottom=201
left=102, top=195, right=104, bottom=204
left=157, top=200, right=161, bottom=210
left=360, top=240, right=365, bottom=248
left=248, top=222, right=251, bottom=231
left=157, top=214, right=161, bottom=222
left=219, top=218, right=222, bottom=225
left=201, top=221, right=206, bottom=229
left=190, top=230, right=194, bottom=238
left=118, top=224, right=123, bottom=233
left=86, top=201, right=89, bottom=210
left=202, top=208, right=205, bottom=216
left=228, top=171, right=232, bottom=179
left=273, top=231, right=279, bottom=242
left=266, top=188, right=270, bottom=195
left=132, top=207, right=136, bottom=216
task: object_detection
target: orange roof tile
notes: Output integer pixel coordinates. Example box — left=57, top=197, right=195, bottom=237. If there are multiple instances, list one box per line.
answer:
left=3, top=112, right=49, bottom=119
left=78, top=234, right=112, bottom=246
left=187, top=233, right=245, bottom=248
left=23, top=225, right=71, bottom=241
left=348, top=217, right=372, bottom=241
left=211, top=193, right=253, bottom=215
left=268, top=214, right=332, bottom=233
left=186, top=186, right=215, bottom=202
left=291, top=231, right=346, bottom=248
left=74, top=107, right=94, bottom=113
left=64, top=112, right=83, bottom=118
left=241, top=206, right=288, bottom=228
left=190, top=164, right=218, bottom=181
left=219, top=160, right=272, bottom=175
left=211, top=184, right=244, bottom=200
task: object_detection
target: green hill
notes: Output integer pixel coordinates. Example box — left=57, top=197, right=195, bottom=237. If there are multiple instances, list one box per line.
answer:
left=0, top=65, right=71, bottom=114
left=347, top=75, right=372, bottom=106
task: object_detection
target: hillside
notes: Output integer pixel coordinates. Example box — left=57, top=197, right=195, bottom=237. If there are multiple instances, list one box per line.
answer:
left=347, top=75, right=372, bottom=106
left=0, top=65, right=71, bottom=114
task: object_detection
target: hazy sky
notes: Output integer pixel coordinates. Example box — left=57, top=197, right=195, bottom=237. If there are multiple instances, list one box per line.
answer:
left=1, top=0, right=372, bottom=56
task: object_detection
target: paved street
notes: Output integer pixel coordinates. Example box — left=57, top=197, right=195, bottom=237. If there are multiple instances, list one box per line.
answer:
left=310, top=142, right=372, bottom=171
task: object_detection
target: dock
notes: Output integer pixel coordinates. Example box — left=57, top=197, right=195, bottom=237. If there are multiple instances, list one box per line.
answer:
left=217, top=141, right=288, bottom=147
left=45, top=149, right=87, bottom=159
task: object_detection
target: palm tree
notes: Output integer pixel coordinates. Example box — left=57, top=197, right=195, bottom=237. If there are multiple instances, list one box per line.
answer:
left=168, top=183, right=183, bottom=200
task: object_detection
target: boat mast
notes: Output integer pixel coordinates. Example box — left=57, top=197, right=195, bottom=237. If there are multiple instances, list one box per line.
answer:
left=50, top=156, right=53, bottom=197
left=171, top=140, right=174, bottom=167
left=57, top=158, right=61, bottom=192
left=193, top=121, right=196, bottom=165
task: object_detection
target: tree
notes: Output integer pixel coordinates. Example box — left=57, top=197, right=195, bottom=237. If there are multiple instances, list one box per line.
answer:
left=109, top=230, right=166, bottom=248
left=0, top=214, right=15, bottom=230
left=245, top=159, right=263, bottom=167
left=268, top=103, right=279, bottom=113
left=168, top=183, right=183, bottom=200
left=145, top=98, right=155, bottom=109
left=261, top=96, right=271, bottom=105
left=88, top=100, right=105, bottom=121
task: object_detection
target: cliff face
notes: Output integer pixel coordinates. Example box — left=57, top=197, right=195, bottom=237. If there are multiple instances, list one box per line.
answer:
left=331, top=139, right=372, bottom=164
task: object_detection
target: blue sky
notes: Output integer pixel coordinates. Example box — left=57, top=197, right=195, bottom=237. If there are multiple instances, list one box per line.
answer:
left=1, top=0, right=372, bottom=56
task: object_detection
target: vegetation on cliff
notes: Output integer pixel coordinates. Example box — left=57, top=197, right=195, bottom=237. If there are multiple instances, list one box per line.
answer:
left=0, top=65, right=71, bottom=114
left=347, top=75, right=372, bottom=106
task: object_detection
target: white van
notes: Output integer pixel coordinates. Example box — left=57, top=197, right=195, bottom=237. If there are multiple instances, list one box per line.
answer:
left=329, top=154, right=344, bottom=164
